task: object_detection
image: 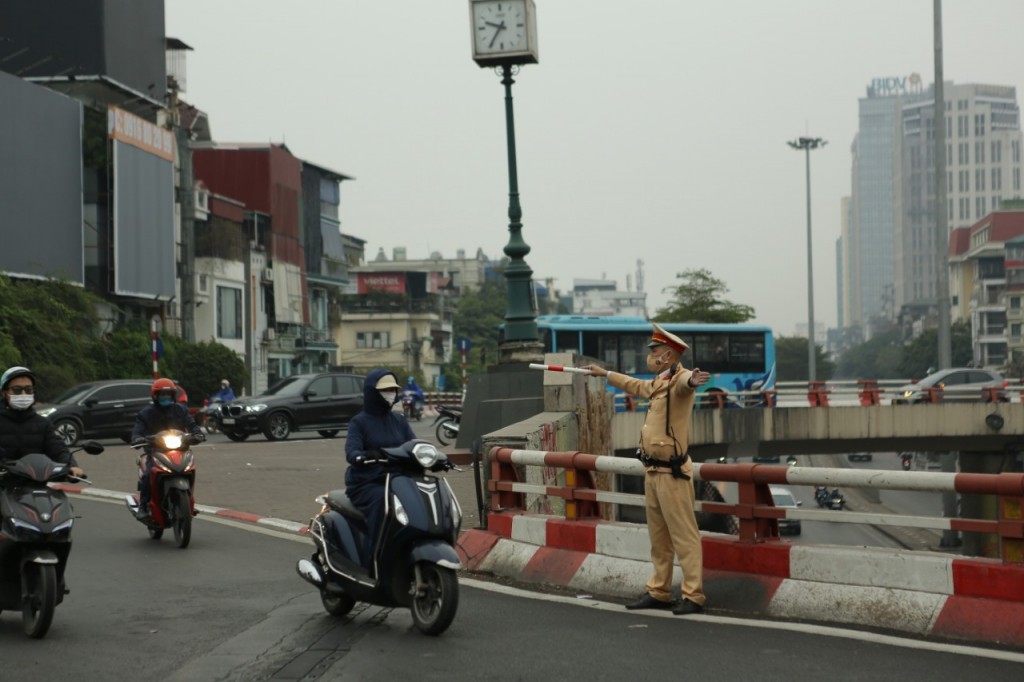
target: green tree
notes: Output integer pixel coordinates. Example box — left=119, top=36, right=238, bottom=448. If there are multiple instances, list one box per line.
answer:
left=167, top=339, right=248, bottom=405
left=451, top=279, right=507, bottom=383
left=897, top=323, right=973, bottom=379
left=833, top=330, right=903, bottom=379
left=774, top=336, right=836, bottom=382
left=654, top=269, right=755, bottom=323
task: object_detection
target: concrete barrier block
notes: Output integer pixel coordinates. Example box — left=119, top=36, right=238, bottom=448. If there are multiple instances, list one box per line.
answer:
left=790, top=545, right=954, bottom=595
left=595, top=522, right=650, bottom=562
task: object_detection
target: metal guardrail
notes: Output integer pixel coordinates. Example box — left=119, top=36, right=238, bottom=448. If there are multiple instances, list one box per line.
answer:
left=487, top=447, right=1024, bottom=563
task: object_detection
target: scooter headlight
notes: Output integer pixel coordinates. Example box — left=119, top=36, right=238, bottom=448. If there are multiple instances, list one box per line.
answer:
left=412, top=442, right=441, bottom=469
left=162, top=434, right=183, bottom=450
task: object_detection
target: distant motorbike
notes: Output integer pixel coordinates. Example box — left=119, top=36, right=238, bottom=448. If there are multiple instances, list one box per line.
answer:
left=432, top=405, right=462, bottom=447
left=199, top=398, right=224, bottom=434
left=402, top=392, right=423, bottom=421
left=0, top=441, right=104, bottom=638
left=814, top=485, right=830, bottom=508
left=296, top=439, right=462, bottom=636
left=125, top=429, right=199, bottom=549
left=900, top=452, right=913, bottom=471
left=825, top=488, right=846, bottom=511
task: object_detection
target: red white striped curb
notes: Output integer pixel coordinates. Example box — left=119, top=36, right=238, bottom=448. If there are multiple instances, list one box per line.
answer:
left=57, top=484, right=308, bottom=534
left=457, top=511, right=1024, bottom=648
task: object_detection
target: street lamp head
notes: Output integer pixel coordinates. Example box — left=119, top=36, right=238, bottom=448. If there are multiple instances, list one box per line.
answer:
left=788, top=136, right=827, bottom=151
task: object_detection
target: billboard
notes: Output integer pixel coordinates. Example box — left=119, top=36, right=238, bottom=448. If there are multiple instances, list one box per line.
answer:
left=0, top=70, right=84, bottom=282
left=109, top=106, right=175, bottom=299
left=358, top=272, right=407, bottom=294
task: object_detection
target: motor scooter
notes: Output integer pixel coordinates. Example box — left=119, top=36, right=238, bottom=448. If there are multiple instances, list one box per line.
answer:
left=401, top=392, right=423, bottom=421
left=199, top=398, right=224, bottom=434
left=124, top=429, right=199, bottom=549
left=0, top=441, right=104, bottom=638
left=296, top=439, right=463, bottom=636
left=432, top=404, right=462, bottom=446
left=900, top=452, right=913, bottom=471
left=826, top=488, right=846, bottom=510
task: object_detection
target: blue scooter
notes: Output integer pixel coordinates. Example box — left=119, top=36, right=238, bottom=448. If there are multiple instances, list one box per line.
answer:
left=296, top=439, right=463, bottom=636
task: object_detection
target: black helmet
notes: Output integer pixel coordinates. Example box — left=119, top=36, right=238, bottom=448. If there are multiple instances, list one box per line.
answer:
left=1, top=366, right=36, bottom=391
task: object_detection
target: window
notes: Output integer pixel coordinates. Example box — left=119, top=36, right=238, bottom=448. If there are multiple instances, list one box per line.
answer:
left=356, top=331, right=390, bottom=349
left=198, top=274, right=208, bottom=294
left=992, top=140, right=1002, bottom=163
left=1011, top=297, right=1021, bottom=310
left=976, top=169, right=985, bottom=192
left=216, top=286, right=243, bottom=339
left=975, top=141, right=985, bottom=164
left=993, top=167, right=1002, bottom=191
left=1012, top=323, right=1022, bottom=338
left=1015, top=167, right=1021, bottom=191
left=306, top=376, right=333, bottom=397
left=975, top=113, right=985, bottom=137
left=1013, top=140, right=1021, bottom=163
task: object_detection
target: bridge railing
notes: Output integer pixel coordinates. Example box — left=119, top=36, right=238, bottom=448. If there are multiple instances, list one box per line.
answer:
left=488, top=447, right=1024, bottom=563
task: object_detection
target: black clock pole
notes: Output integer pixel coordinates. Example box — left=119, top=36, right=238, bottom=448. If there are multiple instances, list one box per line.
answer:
left=498, top=63, right=539, bottom=352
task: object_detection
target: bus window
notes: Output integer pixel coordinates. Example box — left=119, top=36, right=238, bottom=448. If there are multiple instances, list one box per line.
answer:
left=618, top=333, right=648, bottom=374
left=727, top=334, right=765, bottom=373
left=692, top=334, right=728, bottom=373
left=596, top=334, right=619, bottom=369
left=554, top=329, right=580, bottom=354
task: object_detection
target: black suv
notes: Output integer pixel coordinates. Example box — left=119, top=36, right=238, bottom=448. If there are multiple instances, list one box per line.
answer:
left=217, top=372, right=364, bottom=441
left=35, top=379, right=154, bottom=446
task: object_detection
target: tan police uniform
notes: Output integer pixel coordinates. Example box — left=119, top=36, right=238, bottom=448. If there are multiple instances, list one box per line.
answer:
left=605, top=341, right=705, bottom=607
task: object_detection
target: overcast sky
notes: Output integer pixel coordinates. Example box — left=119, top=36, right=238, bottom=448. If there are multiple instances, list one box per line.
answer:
left=165, top=1, right=1024, bottom=337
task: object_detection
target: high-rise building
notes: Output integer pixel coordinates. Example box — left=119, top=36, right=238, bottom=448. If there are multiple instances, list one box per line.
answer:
left=895, top=83, right=1023, bottom=321
left=842, top=75, right=924, bottom=335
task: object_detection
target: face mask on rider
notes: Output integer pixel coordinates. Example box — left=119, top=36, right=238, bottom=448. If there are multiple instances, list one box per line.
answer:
left=8, top=394, right=35, bottom=410
left=158, top=396, right=174, bottom=407
left=379, top=390, right=399, bottom=404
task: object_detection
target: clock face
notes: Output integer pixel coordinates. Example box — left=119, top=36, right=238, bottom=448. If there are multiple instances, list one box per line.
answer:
left=473, top=1, right=528, bottom=55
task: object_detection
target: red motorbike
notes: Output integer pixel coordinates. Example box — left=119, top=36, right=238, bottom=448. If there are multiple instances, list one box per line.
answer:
left=124, top=429, right=198, bottom=549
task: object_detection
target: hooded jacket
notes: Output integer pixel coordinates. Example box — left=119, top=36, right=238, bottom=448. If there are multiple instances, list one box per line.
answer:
left=344, top=369, right=416, bottom=489
left=0, top=402, right=76, bottom=466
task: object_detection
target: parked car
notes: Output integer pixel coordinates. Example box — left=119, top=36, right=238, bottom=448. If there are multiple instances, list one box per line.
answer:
left=217, top=372, right=364, bottom=442
left=847, top=452, right=873, bottom=462
left=35, top=379, right=154, bottom=446
left=891, top=367, right=1007, bottom=404
left=769, top=485, right=802, bottom=535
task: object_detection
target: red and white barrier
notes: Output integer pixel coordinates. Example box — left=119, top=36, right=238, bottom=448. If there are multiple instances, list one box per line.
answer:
left=458, top=511, right=1024, bottom=648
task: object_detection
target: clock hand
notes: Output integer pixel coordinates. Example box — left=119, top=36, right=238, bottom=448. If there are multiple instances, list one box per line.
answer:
left=488, top=20, right=506, bottom=48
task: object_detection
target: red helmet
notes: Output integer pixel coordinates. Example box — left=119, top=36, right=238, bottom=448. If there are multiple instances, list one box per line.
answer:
left=151, top=377, right=176, bottom=401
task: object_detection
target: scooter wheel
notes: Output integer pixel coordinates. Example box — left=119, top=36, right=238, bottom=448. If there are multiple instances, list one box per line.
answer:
left=410, top=563, right=458, bottom=636
left=321, top=590, right=355, bottom=616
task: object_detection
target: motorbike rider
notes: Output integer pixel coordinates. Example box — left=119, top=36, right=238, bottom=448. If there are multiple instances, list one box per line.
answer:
left=211, top=379, right=236, bottom=403
left=131, top=377, right=204, bottom=521
left=345, top=370, right=416, bottom=559
left=403, top=376, right=425, bottom=415
left=0, top=366, right=85, bottom=478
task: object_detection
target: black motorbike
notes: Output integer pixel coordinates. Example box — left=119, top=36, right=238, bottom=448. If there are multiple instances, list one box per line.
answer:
left=0, top=441, right=104, bottom=638
left=900, top=452, right=913, bottom=471
left=296, top=439, right=463, bottom=636
left=825, top=488, right=846, bottom=510
left=401, top=392, right=423, bottom=421
left=432, top=404, right=462, bottom=447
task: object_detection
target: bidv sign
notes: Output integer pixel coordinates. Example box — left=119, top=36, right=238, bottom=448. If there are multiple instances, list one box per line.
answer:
left=867, top=73, right=922, bottom=98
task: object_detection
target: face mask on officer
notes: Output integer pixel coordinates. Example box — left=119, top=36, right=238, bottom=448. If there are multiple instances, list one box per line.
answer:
left=646, top=347, right=674, bottom=372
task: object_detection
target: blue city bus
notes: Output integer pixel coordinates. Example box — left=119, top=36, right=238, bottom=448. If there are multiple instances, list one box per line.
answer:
left=524, top=315, right=776, bottom=410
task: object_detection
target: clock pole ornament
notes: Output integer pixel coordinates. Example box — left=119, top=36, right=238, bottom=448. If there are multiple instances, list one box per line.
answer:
left=468, top=0, right=541, bottom=351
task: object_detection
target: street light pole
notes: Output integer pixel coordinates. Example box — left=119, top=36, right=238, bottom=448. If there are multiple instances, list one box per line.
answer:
left=788, top=136, right=827, bottom=382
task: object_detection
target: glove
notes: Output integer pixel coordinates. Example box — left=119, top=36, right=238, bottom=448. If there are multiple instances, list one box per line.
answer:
left=193, top=432, right=206, bottom=443
left=132, top=437, right=146, bottom=446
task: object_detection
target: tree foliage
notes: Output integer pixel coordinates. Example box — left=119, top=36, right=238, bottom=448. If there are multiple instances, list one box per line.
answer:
left=0, top=276, right=247, bottom=403
left=896, top=323, right=973, bottom=380
left=832, top=330, right=903, bottom=379
left=654, top=269, right=755, bottom=323
left=450, top=279, right=508, bottom=384
left=774, top=336, right=836, bottom=381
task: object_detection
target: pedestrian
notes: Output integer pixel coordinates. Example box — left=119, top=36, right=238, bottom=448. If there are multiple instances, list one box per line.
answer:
left=582, top=322, right=710, bottom=615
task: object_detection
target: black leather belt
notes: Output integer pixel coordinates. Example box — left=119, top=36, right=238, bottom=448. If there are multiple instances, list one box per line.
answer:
left=639, top=453, right=690, bottom=480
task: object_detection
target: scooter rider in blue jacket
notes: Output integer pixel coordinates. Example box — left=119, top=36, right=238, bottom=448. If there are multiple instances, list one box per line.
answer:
left=131, top=378, right=204, bottom=521
left=345, top=369, right=415, bottom=561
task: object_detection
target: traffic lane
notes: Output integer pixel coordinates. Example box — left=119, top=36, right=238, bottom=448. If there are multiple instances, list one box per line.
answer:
left=311, top=580, right=1023, bottom=682
left=73, top=417, right=477, bottom=529
left=784, top=483, right=901, bottom=549
left=0, top=496, right=313, bottom=679
left=844, top=451, right=949, bottom=519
